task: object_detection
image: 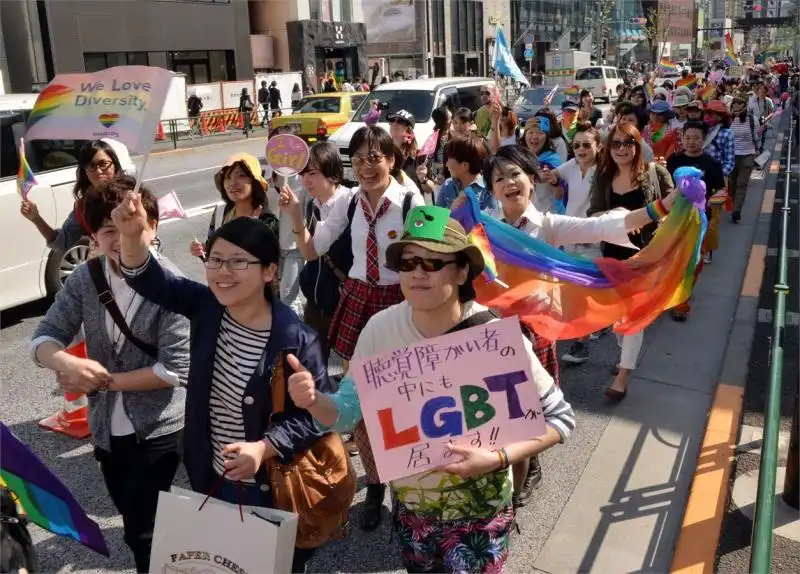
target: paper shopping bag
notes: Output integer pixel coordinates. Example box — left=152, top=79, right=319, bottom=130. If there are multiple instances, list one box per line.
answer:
left=149, top=486, right=298, bottom=574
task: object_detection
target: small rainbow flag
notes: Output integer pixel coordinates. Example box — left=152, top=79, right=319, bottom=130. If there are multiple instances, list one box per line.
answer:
left=644, top=81, right=656, bottom=103
left=724, top=33, right=738, bottom=66
left=676, top=75, right=698, bottom=91
left=468, top=223, right=500, bottom=283
left=17, top=139, right=37, bottom=200
left=658, top=58, right=677, bottom=73
left=0, top=422, right=109, bottom=556
left=700, top=83, right=717, bottom=104
left=563, top=85, right=581, bottom=97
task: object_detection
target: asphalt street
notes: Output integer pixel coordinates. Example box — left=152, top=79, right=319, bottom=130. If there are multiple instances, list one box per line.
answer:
left=2, top=138, right=633, bottom=573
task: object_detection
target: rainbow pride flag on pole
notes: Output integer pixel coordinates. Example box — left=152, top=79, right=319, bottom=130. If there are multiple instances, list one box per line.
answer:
left=451, top=167, right=708, bottom=341
left=675, top=75, right=698, bottom=91
left=0, top=422, right=109, bottom=556
left=17, top=139, right=38, bottom=199
left=724, top=33, right=738, bottom=66
left=643, top=81, right=656, bottom=103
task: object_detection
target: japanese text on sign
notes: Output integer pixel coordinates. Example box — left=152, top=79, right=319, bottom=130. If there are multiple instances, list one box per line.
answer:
left=351, top=317, right=546, bottom=483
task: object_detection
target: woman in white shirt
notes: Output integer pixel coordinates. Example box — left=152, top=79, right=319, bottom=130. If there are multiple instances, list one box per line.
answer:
left=280, top=125, right=423, bottom=532
left=542, top=123, right=604, bottom=365
left=454, top=145, right=679, bottom=506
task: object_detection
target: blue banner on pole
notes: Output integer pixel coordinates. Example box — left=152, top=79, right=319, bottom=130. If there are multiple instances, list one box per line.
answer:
left=493, top=28, right=530, bottom=85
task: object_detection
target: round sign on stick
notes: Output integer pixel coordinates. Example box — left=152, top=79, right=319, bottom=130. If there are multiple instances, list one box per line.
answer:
left=266, top=134, right=310, bottom=177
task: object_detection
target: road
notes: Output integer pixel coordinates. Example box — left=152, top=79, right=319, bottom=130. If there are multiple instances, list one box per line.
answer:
left=0, top=140, right=640, bottom=573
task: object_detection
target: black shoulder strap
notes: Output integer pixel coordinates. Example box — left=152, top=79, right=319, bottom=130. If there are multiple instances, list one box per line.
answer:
left=305, top=200, right=318, bottom=235
left=445, top=310, right=500, bottom=334
left=346, top=194, right=359, bottom=224
left=749, top=114, right=758, bottom=147
left=88, top=258, right=158, bottom=359
left=402, top=190, right=414, bottom=222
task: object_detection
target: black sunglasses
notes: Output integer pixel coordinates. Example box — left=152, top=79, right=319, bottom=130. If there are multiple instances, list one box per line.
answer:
left=397, top=256, right=458, bottom=273
left=610, top=139, right=636, bottom=150
left=573, top=142, right=594, bottom=150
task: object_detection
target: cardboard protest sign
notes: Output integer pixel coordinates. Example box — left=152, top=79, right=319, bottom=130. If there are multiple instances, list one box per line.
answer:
left=351, top=317, right=547, bottom=483
left=266, top=134, right=309, bottom=176
left=24, top=66, right=172, bottom=156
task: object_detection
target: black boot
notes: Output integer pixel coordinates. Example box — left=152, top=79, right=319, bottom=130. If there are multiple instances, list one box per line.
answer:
left=359, top=483, right=386, bottom=531
left=513, top=456, right=542, bottom=508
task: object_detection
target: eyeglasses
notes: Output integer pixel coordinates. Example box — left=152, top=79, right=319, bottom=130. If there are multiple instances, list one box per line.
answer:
left=397, top=256, right=458, bottom=273
left=87, top=160, right=114, bottom=172
left=480, top=91, right=492, bottom=96
left=610, top=139, right=636, bottom=150
left=204, top=256, right=261, bottom=271
left=352, top=152, right=386, bottom=166
left=573, top=142, right=594, bottom=150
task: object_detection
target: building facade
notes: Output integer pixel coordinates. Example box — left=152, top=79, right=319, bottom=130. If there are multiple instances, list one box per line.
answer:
left=249, top=0, right=368, bottom=89
left=1, top=0, right=253, bottom=93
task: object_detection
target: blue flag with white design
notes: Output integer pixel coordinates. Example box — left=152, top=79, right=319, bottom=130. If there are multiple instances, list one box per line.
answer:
left=493, top=28, right=530, bottom=86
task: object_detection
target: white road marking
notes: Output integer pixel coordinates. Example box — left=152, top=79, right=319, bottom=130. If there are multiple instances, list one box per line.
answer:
left=159, top=201, right=219, bottom=225
left=144, top=166, right=219, bottom=182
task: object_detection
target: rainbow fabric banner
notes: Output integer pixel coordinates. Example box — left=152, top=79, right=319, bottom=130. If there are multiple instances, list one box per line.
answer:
left=658, top=58, right=677, bottom=74
left=0, top=422, right=109, bottom=556
left=17, top=139, right=37, bottom=199
left=451, top=167, right=708, bottom=341
left=563, top=85, right=581, bottom=97
left=675, top=75, right=698, bottom=91
left=24, top=65, right=173, bottom=155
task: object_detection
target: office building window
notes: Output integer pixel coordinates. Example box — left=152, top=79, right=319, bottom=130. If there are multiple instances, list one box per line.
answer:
left=166, top=50, right=235, bottom=83
left=84, top=52, right=150, bottom=72
left=431, top=0, right=446, bottom=56
left=451, top=0, right=483, bottom=53
left=310, top=0, right=351, bottom=22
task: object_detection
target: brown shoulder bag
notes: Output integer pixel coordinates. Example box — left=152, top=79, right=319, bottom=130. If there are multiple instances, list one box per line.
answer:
left=267, top=352, right=357, bottom=549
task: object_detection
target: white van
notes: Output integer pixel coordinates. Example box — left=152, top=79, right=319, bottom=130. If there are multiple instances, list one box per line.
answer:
left=327, top=77, right=488, bottom=182
left=0, top=94, right=90, bottom=312
left=573, top=66, right=623, bottom=102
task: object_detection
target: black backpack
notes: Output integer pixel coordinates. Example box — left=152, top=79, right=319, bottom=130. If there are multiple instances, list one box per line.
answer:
left=0, top=487, right=36, bottom=573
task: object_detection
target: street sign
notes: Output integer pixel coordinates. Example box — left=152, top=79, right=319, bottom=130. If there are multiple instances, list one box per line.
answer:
left=524, top=48, right=534, bottom=60
left=525, top=34, right=534, bottom=45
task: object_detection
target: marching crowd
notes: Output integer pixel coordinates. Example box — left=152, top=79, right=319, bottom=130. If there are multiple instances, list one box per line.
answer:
left=15, top=60, right=800, bottom=573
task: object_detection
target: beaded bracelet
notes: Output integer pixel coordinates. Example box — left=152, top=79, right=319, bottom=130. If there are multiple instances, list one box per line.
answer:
left=496, top=448, right=510, bottom=470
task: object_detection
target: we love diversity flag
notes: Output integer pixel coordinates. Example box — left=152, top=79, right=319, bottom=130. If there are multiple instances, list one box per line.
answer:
left=0, top=422, right=109, bottom=556
left=24, top=66, right=172, bottom=155
left=452, top=167, right=708, bottom=342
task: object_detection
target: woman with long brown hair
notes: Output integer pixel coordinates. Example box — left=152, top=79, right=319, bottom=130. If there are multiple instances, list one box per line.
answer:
left=587, top=122, right=674, bottom=399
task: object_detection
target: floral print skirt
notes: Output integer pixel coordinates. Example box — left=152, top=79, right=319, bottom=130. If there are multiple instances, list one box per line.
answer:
left=393, top=502, right=515, bottom=573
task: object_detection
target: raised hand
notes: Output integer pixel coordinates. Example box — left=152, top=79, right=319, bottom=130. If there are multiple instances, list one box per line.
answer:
left=287, top=353, right=316, bottom=409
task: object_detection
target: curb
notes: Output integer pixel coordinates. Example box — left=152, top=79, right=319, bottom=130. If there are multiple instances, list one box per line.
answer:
left=145, top=135, right=267, bottom=158
left=669, top=123, right=788, bottom=573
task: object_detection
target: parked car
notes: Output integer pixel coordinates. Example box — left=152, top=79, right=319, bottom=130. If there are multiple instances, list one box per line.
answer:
left=271, top=92, right=367, bottom=143
left=0, top=95, right=88, bottom=311
left=327, top=77, right=488, bottom=183
left=573, top=65, right=623, bottom=102
left=512, top=87, right=566, bottom=126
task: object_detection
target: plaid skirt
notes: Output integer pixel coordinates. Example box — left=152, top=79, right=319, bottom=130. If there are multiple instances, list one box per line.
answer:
left=329, top=278, right=404, bottom=361
left=530, top=327, right=559, bottom=386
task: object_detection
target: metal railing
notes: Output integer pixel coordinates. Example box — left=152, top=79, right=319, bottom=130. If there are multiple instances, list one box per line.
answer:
left=749, top=115, right=796, bottom=574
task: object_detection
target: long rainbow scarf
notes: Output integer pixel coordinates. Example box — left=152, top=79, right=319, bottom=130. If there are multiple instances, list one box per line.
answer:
left=0, top=422, right=109, bottom=556
left=451, top=167, right=708, bottom=341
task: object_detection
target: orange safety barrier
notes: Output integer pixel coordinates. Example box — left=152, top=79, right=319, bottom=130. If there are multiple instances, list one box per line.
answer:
left=38, top=339, right=91, bottom=440
left=199, top=115, right=210, bottom=136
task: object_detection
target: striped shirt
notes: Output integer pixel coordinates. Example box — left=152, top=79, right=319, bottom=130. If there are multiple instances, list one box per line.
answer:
left=210, top=312, right=271, bottom=481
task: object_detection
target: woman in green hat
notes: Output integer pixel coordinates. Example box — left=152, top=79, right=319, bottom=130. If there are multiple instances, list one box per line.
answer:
left=286, top=205, right=576, bottom=573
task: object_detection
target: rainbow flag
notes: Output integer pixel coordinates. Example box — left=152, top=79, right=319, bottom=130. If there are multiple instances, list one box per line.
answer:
left=724, top=33, right=738, bottom=66
left=658, top=58, right=678, bottom=74
left=17, top=139, right=37, bottom=199
left=0, top=422, right=109, bottom=556
left=451, top=167, right=708, bottom=341
left=700, top=83, right=717, bottom=103
left=676, top=75, right=698, bottom=91
left=563, top=85, right=581, bottom=97
left=644, top=81, right=656, bottom=103
left=468, top=223, right=499, bottom=283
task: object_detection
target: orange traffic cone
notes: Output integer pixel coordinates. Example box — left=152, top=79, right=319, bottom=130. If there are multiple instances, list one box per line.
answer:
left=156, top=122, right=166, bottom=141
left=38, top=338, right=92, bottom=440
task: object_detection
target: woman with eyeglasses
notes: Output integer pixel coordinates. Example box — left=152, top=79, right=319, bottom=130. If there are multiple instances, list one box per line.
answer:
left=20, top=138, right=135, bottom=252
left=587, top=123, right=675, bottom=399
left=113, top=196, right=331, bottom=574
left=280, top=125, right=424, bottom=531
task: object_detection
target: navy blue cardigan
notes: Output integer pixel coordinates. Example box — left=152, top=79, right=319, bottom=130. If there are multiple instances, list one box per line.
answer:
left=123, top=255, right=331, bottom=497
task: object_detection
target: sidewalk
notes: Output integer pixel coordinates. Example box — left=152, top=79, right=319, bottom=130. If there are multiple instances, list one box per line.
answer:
left=148, top=126, right=269, bottom=156
left=532, top=125, right=785, bottom=573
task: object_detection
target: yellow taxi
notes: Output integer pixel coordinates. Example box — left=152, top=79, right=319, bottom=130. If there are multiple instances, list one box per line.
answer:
left=270, top=92, right=368, bottom=142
